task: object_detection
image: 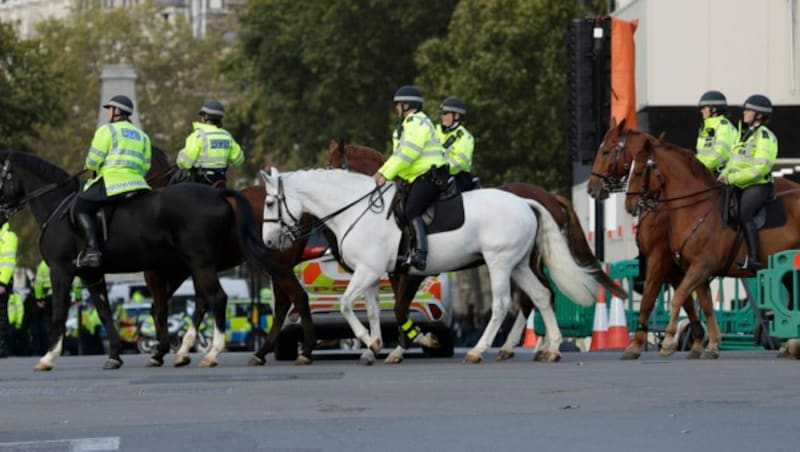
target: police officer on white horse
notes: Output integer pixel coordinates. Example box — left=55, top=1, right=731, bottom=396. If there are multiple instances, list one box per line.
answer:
left=372, top=85, right=448, bottom=271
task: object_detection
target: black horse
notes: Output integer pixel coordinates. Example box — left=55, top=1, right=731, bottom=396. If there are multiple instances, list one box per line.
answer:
left=0, top=150, right=288, bottom=370
left=142, top=148, right=316, bottom=367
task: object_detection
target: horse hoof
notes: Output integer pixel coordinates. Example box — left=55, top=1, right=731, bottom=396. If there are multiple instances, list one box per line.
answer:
left=620, top=351, right=641, bottom=360
left=700, top=350, right=719, bottom=360
left=147, top=356, right=164, bottom=367
left=369, top=339, right=381, bottom=354
left=359, top=353, right=375, bottom=366
left=533, top=350, right=545, bottom=362
left=785, top=339, right=800, bottom=358
left=174, top=355, right=191, bottom=367
left=384, top=354, right=403, bottom=364
left=199, top=357, right=218, bottom=368
left=463, top=352, right=482, bottom=364
left=496, top=349, right=515, bottom=361
left=103, top=358, right=123, bottom=370
left=295, top=355, right=312, bottom=365
left=34, top=361, right=53, bottom=372
left=249, top=355, right=266, bottom=366
left=686, top=350, right=702, bottom=359
left=659, top=348, right=676, bottom=357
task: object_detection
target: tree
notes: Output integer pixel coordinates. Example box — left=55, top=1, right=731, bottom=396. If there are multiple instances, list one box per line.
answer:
left=10, top=0, right=227, bottom=267
left=0, top=22, right=65, bottom=150
left=28, top=0, right=227, bottom=172
left=225, top=0, right=458, bottom=174
left=415, top=0, right=601, bottom=192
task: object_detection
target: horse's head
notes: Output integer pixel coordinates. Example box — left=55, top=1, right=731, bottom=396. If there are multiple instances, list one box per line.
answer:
left=261, top=167, right=303, bottom=251
left=326, top=140, right=386, bottom=176
left=588, top=117, right=647, bottom=199
left=623, top=139, right=663, bottom=216
left=327, top=138, right=348, bottom=169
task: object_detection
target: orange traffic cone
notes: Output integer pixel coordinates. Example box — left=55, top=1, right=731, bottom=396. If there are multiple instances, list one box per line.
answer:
left=522, top=311, right=539, bottom=347
left=607, top=295, right=630, bottom=349
left=590, top=285, right=610, bottom=352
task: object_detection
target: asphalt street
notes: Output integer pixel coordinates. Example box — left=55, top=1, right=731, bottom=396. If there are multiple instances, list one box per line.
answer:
left=0, top=349, right=797, bottom=452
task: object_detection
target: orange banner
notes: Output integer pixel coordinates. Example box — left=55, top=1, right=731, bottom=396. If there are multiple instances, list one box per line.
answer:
left=611, top=17, right=638, bottom=129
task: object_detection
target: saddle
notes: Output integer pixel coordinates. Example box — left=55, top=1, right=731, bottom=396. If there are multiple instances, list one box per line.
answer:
left=391, top=178, right=466, bottom=234
left=719, top=185, right=786, bottom=231
left=61, top=190, right=148, bottom=243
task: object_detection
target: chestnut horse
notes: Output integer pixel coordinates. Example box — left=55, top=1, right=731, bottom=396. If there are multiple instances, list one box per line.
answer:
left=144, top=148, right=315, bottom=367
left=327, top=139, right=626, bottom=360
left=587, top=119, right=711, bottom=358
left=591, top=119, right=800, bottom=357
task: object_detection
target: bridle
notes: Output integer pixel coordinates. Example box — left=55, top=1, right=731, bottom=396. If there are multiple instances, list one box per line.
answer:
left=0, top=152, right=88, bottom=220
left=329, top=144, right=350, bottom=170
left=591, top=129, right=631, bottom=193
left=263, top=172, right=388, bottom=246
left=624, top=142, right=722, bottom=216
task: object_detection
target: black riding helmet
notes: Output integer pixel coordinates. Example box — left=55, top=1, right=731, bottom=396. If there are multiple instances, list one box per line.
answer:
left=198, top=100, right=225, bottom=118
left=393, top=85, right=423, bottom=110
left=743, top=94, right=772, bottom=117
left=102, top=95, right=134, bottom=115
left=439, top=96, right=467, bottom=116
left=698, top=90, right=727, bottom=115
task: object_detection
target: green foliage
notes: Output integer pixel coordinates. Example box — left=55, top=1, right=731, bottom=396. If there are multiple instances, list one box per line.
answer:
left=226, top=0, right=458, bottom=174
left=0, top=22, right=65, bottom=150
left=12, top=0, right=227, bottom=267
left=416, top=0, right=599, bottom=192
left=29, top=0, right=227, bottom=173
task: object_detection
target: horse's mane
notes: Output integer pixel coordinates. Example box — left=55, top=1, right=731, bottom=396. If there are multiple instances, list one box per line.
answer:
left=151, top=145, right=171, bottom=168
left=0, top=150, right=71, bottom=182
left=634, top=130, right=716, bottom=184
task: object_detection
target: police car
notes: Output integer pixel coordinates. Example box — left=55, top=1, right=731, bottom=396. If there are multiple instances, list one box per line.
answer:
left=275, top=230, right=454, bottom=359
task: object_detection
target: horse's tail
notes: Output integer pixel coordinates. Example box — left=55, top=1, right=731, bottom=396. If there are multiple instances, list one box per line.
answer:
left=219, top=189, right=293, bottom=279
left=553, top=194, right=628, bottom=299
left=523, top=198, right=597, bottom=307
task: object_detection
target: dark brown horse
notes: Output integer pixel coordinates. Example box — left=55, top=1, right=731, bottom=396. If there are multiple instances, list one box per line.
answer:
left=144, top=149, right=315, bottom=367
left=327, top=139, right=626, bottom=361
left=587, top=119, right=710, bottom=359
left=592, top=119, right=800, bottom=357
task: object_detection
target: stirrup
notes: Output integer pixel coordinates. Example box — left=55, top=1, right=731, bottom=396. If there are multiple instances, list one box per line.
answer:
left=737, top=257, right=761, bottom=272
left=75, top=250, right=102, bottom=268
left=406, top=251, right=427, bottom=271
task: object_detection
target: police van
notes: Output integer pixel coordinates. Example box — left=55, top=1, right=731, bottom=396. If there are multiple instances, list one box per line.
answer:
left=275, top=230, right=454, bottom=359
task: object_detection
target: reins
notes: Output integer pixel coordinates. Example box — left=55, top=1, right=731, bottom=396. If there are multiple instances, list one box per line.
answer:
left=0, top=152, right=88, bottom=219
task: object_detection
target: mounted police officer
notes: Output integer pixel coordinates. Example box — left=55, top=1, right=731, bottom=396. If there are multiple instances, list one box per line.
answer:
left=74, top=94, right=152, bottom=268
left=0, top=215, right=17, bottom=357
left=177, top=100, right=243, bottom=188
left=696, top=90, right=737, bottom=174
left=718, top=94, right=778, bottom=272
left=437, top=96, right=476, bottom=192
left=372, top=85, right=448, bottom=271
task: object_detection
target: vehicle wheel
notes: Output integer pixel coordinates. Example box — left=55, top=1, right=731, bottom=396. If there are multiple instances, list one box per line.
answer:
left=423, top=327, right=455, bottom=358
left=137, top=337, right=156, bottom=355
left=247, top=331, right=268, bottom=352
left=275, top=326, right=300, bottom=361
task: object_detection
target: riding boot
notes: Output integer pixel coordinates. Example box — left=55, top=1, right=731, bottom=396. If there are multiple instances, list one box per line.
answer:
left=75, top=213, right=102, bottom=268
left=737, top=222, right=761, bottom=272
left=406, top=216, right=428, bottom=271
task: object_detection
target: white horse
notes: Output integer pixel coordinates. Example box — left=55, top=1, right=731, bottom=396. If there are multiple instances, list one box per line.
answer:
left=261, top=168, right=597, bottom=363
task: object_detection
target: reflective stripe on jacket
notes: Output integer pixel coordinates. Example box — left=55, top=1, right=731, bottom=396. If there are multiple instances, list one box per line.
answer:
left=437, top=123, right=474, bottom=174
left=84, top=120, right=152, bottom=196
left=177, top=122, right=244, bottom=170
left=696, top=116, right=736, bottom=172
left=721, top=123, right=778, bottom=188
left=379, top=111, right=446, bottom=182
